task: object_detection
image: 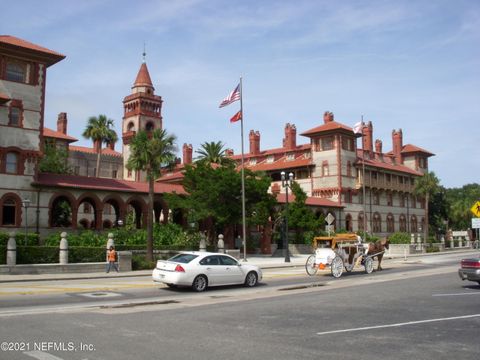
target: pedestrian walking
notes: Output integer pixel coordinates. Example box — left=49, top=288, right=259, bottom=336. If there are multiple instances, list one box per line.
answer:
left=106, top=245, right=119, bottom=273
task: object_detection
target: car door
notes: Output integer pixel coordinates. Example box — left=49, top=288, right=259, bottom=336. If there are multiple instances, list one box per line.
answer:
left=198, top=255, right=223, bottom=286
left=218, top=255, right=244, bottom=284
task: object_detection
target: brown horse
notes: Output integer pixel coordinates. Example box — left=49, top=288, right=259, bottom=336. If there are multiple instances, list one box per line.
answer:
left=366, top=238, right=390, bottom=270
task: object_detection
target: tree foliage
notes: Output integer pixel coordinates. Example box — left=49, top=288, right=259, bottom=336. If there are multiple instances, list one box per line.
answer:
left=287, top=182, right=322, bottom=234
left=126, top=129, right=177, bottom=261
left=445, top=183, right=480, bottom=230
left=39, top=142, right=71, bottom=174
left=166, top=162, right=276, bottom=238
left=414, top=171, right=440, bottom=240
left=82, top=114, right=117, bottom=177
left=195, top=141, right=234, bottom=166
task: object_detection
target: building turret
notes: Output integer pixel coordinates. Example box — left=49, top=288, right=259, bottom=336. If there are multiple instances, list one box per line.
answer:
left=249, top=130, right=261, bottom=155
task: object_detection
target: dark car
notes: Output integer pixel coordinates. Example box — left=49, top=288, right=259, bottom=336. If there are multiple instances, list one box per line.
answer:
left=458, top=258, right=480, bottom=285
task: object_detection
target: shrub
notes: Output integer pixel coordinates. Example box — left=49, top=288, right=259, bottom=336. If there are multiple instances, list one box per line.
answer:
left=0, top=232, right=39, bottom=246
left=16, top=246, right=59, bottom=264
left=388, top=232, right=411, bottom=244
left=132, top=255, right=156, bottom=271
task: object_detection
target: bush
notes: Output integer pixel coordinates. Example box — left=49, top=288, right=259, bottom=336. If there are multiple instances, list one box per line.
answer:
left=132, top=255, right=156, bottom=271
left=16, top=246, right=59, bottom=264
left=0, top=232, right=39, bottom=246
left=388, top=232, right=411, bottom=244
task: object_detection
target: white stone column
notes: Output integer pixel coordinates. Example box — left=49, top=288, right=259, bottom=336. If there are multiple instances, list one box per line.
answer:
left=6, top=232, right=16, bottom=266
left=59, top=232, right=68, bottom=264
left=217, top=234, right=225, bottom=253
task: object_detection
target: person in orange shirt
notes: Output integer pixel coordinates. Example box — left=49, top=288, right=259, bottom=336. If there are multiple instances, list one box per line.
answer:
left=106, top=246, right=119, bottom=273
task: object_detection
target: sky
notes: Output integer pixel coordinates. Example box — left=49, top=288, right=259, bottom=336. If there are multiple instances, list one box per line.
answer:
left=1, top=0, right=479, bottom=188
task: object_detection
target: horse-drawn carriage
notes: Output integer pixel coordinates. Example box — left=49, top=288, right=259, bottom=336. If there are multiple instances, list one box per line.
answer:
left=305, top=234, right=388, bottom=278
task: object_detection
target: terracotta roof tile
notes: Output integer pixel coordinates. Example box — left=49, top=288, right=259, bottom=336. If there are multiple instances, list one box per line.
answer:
left=0, top=35, right=65, bottom=66
left=69, top=145, right=122, bottom=158
left=401, top=144, right=434, bottom=156
left=134, top=62, right=153, bottom=88
left=301, top=121, right=355, bottom=137
left=34, top=173, right=186, bottom=195
left=43, top=127, right=78, bottom=142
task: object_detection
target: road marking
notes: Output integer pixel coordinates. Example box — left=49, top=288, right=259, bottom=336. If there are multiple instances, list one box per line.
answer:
left=24, top=350, right=65, bottom=360
left=433, top=292, right=480, bottom=297
left=316, top=314, right=480, bottom=336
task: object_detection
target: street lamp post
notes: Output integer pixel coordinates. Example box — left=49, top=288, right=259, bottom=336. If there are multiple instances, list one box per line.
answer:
left=281, top=171, right=294, bottom=263
left=22, top=199, right=31, bottom=246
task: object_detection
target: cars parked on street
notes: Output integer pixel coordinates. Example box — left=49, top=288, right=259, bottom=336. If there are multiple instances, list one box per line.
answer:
left=458, top=257, right=480, bottom=285
left=152, top=252, right=262, bottom=292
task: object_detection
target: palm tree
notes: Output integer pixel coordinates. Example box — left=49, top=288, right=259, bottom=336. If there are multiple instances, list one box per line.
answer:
left=414, top=171, right=440, bottom=243
left=195, top=141, right=234, bottom=166
left=126, top=129, right=177, bottom=261
left=82, top=115, right=117, bottom=177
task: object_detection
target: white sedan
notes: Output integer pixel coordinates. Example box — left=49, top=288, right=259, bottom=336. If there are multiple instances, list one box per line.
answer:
left=152, top=252, right=263, bottom=292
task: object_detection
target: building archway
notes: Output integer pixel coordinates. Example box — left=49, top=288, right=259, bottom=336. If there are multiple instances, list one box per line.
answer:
left=358, top=212, right=368, bottom=233
left=49, top=192, right=76, bottom=228
left=399, top=214, right=407, bottom=232
left=103, top=195, right=125, bottom=227
left=345, top=213, right=353, bottom=232
left=77, top=193, right=103, bottom=230
left=411, top=215, right=418, bottom=233
left=373, top=212, right=382, bottom=233
left=126, top=196, right=147, bottom=229
left=0, top=192, right=22, bottom=227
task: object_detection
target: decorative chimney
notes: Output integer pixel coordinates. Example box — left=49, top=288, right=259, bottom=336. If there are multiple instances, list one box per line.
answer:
left=362, top=121, right=373, bottom=155
left=249, top=130, right=261, bottom=155
left=108, top=141, right=115, bottom=151
left=225, top=148, right=234, bottom=157
left=323, top=111, right=334, bottom=123
left=392, top=129, right=403, bottom=164
left=375, top=139, right=382, bottom=153
left=57, top=112, right=67, bottom=134
left=283, top=123, right=297, bottom=150
left=183, top=143, right=193, bottom=164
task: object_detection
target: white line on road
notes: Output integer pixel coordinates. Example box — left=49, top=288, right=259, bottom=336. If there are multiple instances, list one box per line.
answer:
left=432, top=292, right=480, bottom=297
left=316, top=314, right=480, bottom=336
left=24, top=351, right=65, bottom=360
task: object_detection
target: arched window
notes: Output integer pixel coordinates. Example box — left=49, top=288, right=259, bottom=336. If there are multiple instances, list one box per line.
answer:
left=373, top=212, right=382, bottom=233
left=145, top=122, right=154, bottom=131
left=358, top=212, right=367, bottom=232
left=1, top=197, right=17, bottom=225
left=387, top=213, right=394, bottom=233
left=127, top=122, right=135, bottom=132
left=399, top=214, right=407, bottom=232
left=345, top=214, right=353, bottom=232
left=411, top=215, right=418, bottom=233
left=5, top=152, right=18, bottom=174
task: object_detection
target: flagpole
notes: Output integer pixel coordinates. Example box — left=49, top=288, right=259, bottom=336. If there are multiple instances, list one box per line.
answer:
left=239, top=77, right=247, bottom=261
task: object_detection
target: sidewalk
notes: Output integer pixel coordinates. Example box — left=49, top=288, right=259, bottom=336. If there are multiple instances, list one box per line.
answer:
left=0, top=248, right=476, bottom=284
left=0, top=254, right=310, bottom=283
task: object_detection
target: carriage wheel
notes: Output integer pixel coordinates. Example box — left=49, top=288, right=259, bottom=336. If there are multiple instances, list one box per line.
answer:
left=305, top=255, right=318, bottom=276
left=330, top=256, right=344, bottom=278
left=364, top=257, right=374, bottom=274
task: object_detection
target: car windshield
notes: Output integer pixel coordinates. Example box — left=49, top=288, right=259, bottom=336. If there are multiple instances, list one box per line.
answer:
left=168, top=254, right=198, bottom=264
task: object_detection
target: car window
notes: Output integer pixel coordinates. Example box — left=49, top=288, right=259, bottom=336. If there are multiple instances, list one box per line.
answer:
left=168, top=254, right=198, bottom=264
left=199, top=256, right=220, bottom=266
left=219, top=256, right=238, bottom=266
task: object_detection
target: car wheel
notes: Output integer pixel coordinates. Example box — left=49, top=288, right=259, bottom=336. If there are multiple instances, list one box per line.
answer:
left=245, top=271, right=258, bottom=287
left=192, top=275, right=208, bottom=292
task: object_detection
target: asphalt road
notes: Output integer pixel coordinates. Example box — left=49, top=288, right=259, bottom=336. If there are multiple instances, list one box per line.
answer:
left=0, top=252, right=478, bottom=360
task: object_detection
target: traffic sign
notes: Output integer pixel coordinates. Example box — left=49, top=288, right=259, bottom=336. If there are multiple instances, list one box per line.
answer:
left=326, top=213, right=335, bottom=225
left=472, top=218, right=480, bottom=229
left=471, top=201, right=480, bottom=217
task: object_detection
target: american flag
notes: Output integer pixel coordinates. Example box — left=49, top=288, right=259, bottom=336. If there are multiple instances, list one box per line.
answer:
left=219, top=84, right=241, bottom=108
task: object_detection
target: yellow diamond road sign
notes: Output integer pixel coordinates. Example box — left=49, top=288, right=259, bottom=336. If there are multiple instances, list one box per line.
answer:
left=471, top=201, right=480, bottom=217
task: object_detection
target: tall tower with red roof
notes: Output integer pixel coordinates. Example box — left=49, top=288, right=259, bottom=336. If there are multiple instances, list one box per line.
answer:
left=122, top=57, right=163, bottom=181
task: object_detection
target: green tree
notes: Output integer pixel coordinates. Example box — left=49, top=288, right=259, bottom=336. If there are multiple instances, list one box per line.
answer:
left=126, top=129, right=177, bottom=261
left=82, top=114, right=117, bottom=177
left=446, top=183, right=480, bottom=229
left=287, top=182, right=322, bottom=243
left=414, top=171, right=440, bottom=242
left=195, top=141, right=234, bottom=166
left=167, top=162, right=275, bottom=241
left=39, top=142, right=71, bottom=174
